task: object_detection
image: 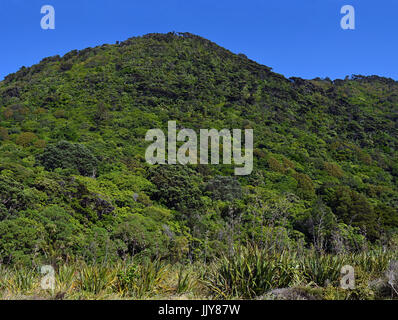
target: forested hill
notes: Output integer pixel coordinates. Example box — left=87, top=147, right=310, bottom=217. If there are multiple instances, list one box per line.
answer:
left=0, top=32, right=397, bottom=265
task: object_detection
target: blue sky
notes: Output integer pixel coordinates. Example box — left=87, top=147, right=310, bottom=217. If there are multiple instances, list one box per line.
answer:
left=1, top=0, right=397, bottom=80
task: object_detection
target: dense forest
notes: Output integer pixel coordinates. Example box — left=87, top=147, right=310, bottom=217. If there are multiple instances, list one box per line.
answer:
left=0, top=32, right=397, bottom=299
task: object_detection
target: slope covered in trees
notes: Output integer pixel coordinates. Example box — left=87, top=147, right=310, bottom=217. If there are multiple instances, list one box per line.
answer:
left=0, top=32, right=397, bottom=266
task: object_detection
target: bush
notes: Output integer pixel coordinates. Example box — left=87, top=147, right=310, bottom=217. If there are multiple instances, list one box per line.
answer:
left=300, top=252, right=345, bottom=287
left=16, top=132, right=38, bottom=147
left=0, top=217, right=45, bottom=265
left=111, top=213, right=169, bottom=259
left=204, top=176, right=242, bottom=201
left=148, top=165, right=203, bottom=213
left=37, top=140, right=98, bottom=176
left=77, top=265, right=115, bottom=295
left=30, top=206, right=85, bottom=263
left=115, top=259, right=166, bottom=298
left=204, top=244, right=300, bottom=299
left=0, top=175, right=31, bottom=220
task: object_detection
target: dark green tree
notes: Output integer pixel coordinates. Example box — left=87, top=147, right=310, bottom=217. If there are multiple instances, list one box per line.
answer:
left=37, top=140, right=98, bottom=176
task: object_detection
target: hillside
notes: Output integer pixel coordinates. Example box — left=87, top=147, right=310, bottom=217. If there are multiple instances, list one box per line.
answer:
left=0, top=32, right=397, bottom=267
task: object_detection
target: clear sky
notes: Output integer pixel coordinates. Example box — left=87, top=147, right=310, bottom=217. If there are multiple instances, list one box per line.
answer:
left=1, top=0, right=397, bottom=80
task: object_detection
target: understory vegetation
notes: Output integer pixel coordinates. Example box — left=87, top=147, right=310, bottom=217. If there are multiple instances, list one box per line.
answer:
left=0, top=32, right=397, bottom=299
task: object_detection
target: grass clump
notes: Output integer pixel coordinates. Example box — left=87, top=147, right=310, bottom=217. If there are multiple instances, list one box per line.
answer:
left=203, top=244, right=300, bottom=299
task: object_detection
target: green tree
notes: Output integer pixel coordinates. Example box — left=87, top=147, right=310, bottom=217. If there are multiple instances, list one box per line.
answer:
left=93, top=102, right=110, bottom=127
left=37, top=140, right=98, bottom=176
left=0, top=217, right=45, bottom=265
left=204, top=176, right=242, bottom=202
left=0, top=175, right=31, bottom=221
left=328, top=186, right=378, bottom=240
left=148, top=165, right=203, bottom=213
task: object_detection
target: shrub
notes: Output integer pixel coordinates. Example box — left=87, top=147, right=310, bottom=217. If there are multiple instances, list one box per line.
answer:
left=115, top=259, right=166, bottom=298
left=148, top=165, right=203, bottom=213
left=204, top=176, right=242, bottom=201
left=300, top=252, right=345, bottom=287
left=0, top=127, right=9, bottom=141
left=0, top=217, right=45, bottom=265
left=111, top=213, right=169, bottom=259
left=0, top=175, right=31, bottom=220
left=16, top=132, right=38, bottom=147
left=204, top=244, right=300, bottom=299
left=324, top=162, right=344, bottom=178
left=77, top=265, right=115, bottom=295
left=37, top=140, right=98, bottom=176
